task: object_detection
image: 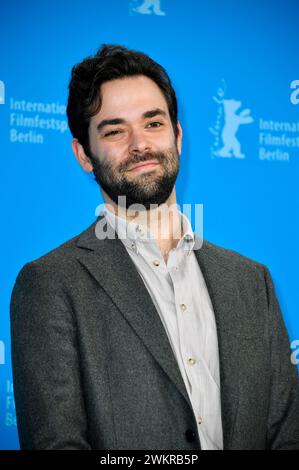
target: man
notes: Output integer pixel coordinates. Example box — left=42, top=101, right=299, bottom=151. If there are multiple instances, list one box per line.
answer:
left=10, top=44, right=299, bottom=450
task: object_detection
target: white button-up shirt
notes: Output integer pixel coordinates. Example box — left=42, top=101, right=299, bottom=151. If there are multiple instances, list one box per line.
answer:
left=103, top=204, right=223, bottom=450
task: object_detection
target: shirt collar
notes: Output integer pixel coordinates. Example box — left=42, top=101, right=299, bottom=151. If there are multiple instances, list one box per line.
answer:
left=102, top=203, right=195, bottom=255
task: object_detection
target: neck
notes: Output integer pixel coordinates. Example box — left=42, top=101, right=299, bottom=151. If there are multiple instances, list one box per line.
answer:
left=102, top=188, right=184, bottom=257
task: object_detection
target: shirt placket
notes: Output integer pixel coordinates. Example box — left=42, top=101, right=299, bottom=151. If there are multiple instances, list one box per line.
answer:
left=167, top=248, right=205, bottom=429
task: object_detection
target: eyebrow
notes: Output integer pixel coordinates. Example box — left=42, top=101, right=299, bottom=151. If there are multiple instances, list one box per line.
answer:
left=96, top=108, right=168, bottom=133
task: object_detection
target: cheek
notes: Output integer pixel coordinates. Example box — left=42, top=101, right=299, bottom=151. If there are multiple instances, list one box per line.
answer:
left=98, top=144, right=128, bottom=168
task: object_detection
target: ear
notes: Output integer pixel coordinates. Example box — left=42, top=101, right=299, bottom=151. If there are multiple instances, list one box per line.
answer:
left=176, top=121, right=183, bottom=154
left=71, top=138, right=94, bottom=173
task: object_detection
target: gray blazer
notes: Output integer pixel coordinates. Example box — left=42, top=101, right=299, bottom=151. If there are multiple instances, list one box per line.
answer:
left=10, top=214, right=299, bottom=450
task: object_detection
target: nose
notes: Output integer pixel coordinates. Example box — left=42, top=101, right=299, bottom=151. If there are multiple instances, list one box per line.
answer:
left=128, top=128, right=151, bottom=155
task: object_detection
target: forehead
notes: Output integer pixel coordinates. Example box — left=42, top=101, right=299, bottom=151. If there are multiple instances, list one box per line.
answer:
left=97, top=75, right=169, bottom=118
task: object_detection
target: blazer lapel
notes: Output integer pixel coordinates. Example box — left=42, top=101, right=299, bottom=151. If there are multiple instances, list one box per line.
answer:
left=76, top=215, right=193, bottom=410
left=76, top=215, right=241, bottom=449
left=194, top=236, right=242, bottom=449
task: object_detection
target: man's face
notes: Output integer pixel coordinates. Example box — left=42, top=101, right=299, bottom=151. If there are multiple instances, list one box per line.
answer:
left=87, top=75, right=182, bottom=210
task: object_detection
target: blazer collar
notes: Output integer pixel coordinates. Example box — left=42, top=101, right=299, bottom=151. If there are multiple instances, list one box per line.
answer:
left=76, top=215, right=242, bottom=449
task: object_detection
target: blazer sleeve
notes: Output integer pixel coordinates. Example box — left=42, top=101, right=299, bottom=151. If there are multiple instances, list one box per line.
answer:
left=10, top=261, right=92, bottom=450
left=264, top=266, right=299, bottom=449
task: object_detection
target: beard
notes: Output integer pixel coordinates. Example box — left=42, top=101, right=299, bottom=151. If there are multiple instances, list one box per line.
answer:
left=88, top=142, right=180, bottom=211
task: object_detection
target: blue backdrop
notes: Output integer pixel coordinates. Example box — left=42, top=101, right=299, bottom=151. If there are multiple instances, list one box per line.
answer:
left=1, top=0, right=298, bottom=450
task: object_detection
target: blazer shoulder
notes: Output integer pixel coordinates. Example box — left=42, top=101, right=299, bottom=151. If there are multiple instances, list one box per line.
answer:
left=201, top=238, right=268, bottom=277
left=13, top=218, right=98, bottom=287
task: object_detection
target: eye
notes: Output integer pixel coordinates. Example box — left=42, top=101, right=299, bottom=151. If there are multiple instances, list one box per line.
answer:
left=147, top=121, right=163, bottom=128
left=104, top=129, right=123, bottom=137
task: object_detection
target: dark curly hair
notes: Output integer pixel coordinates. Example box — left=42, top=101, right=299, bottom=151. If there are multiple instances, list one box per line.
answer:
left=66, top=44, right=179, bottom=156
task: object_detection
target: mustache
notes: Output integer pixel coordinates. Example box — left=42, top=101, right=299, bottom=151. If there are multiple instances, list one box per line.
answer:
left=119, top=151, right=165, bottom=172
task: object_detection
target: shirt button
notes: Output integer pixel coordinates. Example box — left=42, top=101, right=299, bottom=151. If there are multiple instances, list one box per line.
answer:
left=131, top=243, right=138, bottom=253
left=136, top=226, right=145, bottom=237
left=153, top=259, right=160, bottom=267
left=187, top=357, right=196, bottom=366
left=180, top=303, right=187, bottom=312
left=197, top=416, right=203, bottom=425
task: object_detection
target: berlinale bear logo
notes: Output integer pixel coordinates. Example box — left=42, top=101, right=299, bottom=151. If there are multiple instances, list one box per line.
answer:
left=216, top=99, right=254, bottom=159
left=210, top=82, right=254, bottom=160
left=0, top=340, right=5, bottom=365
left=0, top=81, right=5, bottom=105
left=131, top=0, right=166, bottom=16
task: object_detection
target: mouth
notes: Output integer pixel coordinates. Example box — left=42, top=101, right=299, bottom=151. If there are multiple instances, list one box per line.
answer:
left=127, top=160, right=159, bottom=173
